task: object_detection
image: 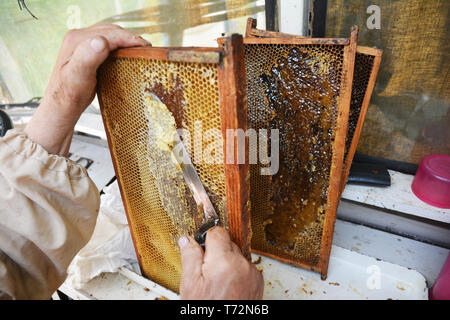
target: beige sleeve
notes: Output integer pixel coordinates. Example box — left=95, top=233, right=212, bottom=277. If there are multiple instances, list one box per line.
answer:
left=0, top=129, right=100, bottom=300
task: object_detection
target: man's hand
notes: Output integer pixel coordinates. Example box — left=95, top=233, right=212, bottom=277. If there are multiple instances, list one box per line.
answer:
left=178, top=226, right=264, bottom=300
left=24, top=24, right=150, bottom=156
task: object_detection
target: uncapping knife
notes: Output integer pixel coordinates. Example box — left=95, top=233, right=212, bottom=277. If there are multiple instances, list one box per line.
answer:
left=171, top=137, right=220, bottom=247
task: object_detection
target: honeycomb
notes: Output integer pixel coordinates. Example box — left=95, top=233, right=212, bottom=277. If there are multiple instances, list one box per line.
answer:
left=97, top=55, right=228, bottom=293
left=344, top=52, right=375, bottom=164
left=244, top=19, right=381, bottom=196
left=244, top=43, right=345, bottom=268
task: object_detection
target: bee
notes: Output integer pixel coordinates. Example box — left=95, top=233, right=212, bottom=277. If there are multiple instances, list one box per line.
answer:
left=18, top=0, right=38, bottom=20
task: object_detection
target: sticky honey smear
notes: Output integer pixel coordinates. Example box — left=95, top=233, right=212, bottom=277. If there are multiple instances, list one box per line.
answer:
left=143, top=92, right=177, bottom=152
left=142, top=70, right=225, bottom=229
left=138, top=87, right=196, bottom=291
left=245, top=44, right=343, bottom=266
left=142, top=90, right=197, bottom=253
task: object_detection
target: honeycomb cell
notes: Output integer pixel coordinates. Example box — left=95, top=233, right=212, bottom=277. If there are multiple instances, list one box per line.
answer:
left=344, top=52, right=375, bottom=163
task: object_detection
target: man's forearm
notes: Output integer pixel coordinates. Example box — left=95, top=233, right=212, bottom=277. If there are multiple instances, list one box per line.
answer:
left=0, top=129, right=100, bottom=299
left=24, top=100, right=76, bottom=156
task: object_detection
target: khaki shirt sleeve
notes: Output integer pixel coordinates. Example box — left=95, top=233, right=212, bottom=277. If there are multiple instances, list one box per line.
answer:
left=0, top=129, right=100, bottom=300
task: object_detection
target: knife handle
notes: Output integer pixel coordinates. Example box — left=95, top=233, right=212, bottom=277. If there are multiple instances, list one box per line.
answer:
left=194, top=217, right=219, bottom=249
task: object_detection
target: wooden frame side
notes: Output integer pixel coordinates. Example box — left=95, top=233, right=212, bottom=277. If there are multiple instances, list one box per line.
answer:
left=317, top=26, right=358, bottom=280
left=243, top=36, right=349, bottom=46
left=356, top=46, right=383, bottom=56
left=112, top=46, right=222, bottom=64
left=252, top=249, right=322, bottom=273
left=340, top=51, right=383, bottom=195
left=217, top=35, right=251, bottom=260
left=245, top=17, right=301, bottom=39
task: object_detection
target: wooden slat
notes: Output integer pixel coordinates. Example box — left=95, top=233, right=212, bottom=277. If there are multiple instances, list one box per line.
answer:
left=112, top=46, right=222, bottom=64
left=356, top=46, right=383, bottom=57
left=217, top=34, right=251, bottom=260
left=251, top=249, right=322, bottom=274
left=244, top=36, right=350, bottom=45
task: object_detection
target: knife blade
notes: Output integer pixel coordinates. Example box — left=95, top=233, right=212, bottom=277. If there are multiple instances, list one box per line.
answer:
left=171, top=136, right=219, bottom=247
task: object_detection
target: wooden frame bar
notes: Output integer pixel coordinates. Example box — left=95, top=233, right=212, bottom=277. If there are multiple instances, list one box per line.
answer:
left=112, top=46, right=222, bottom=64
left=217, top=35, right=251, bottom=260
left=243, top=36, right=349, bottom=46
left=355, top=46, right=383, bottom=56
left=318, top=26, right=358, bottom=279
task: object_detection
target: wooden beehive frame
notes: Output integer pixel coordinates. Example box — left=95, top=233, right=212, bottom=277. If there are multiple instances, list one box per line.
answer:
left=97, top=34, right=252, bottom=284
left=240, top=18, right=358, bottom=279
left=245, top=18, right=383, bottom=195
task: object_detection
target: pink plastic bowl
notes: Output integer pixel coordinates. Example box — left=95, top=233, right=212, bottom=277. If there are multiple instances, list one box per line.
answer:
left=411, top=154, right=450, bottom=209
left=430, top=253, right=450, bottom=300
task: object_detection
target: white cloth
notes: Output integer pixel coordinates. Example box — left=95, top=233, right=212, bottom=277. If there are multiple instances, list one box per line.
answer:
left=66, top=181, right=138, bottom=289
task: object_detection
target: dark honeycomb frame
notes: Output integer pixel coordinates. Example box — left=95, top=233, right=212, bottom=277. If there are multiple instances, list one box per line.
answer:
left=238, top=18, right=360, bottom=279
